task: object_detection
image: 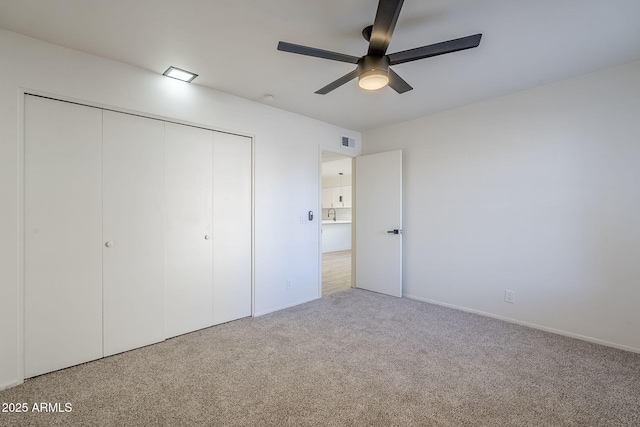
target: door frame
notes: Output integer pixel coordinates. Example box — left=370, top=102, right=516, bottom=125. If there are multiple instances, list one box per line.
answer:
left=318, top=148, right=356, bottom=297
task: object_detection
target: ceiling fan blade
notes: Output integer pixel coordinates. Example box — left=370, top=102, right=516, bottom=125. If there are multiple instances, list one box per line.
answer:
left=388, top=69, right=413, bottom=94
left=388, top=34, right=482, bottom=65
left=368, top=0, right=404, bottom=56
left=278, top=41, right=360, bottom=64
left=315, top=69, right=360, bottom=95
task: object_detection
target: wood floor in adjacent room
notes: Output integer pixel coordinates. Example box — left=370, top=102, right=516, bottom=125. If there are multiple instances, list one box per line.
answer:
left=322, top=250, right=351, bottom=296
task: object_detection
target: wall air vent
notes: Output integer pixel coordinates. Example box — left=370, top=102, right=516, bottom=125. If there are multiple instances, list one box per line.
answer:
left=341, top=136, right=356, bottom=148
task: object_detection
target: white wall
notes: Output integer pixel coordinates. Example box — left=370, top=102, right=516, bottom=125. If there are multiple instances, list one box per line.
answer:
left=363, top=60, right=640, bottom=352
left=0, top=29, right=360, bottom=390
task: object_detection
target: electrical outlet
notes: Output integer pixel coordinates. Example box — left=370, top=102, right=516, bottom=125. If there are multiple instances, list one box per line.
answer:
left=286, top=280, right=293, bottom=290
left=505, top=290, right=515, bottom=304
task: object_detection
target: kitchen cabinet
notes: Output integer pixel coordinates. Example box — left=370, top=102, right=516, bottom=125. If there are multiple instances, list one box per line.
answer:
left=322, top=174, right=352, bottom=208
left=322, top=185, right=352, bottom=208
left=322, top=187, right=334, bottom=208
left=322, top=221, right=352, bottom=253
left=341, top=185, right=353, bottom=208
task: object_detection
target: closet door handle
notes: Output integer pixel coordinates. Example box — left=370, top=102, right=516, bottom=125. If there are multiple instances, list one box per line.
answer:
left=105, top=241, right=114, bottom=247
left=204, top=234, right=210, bottom=240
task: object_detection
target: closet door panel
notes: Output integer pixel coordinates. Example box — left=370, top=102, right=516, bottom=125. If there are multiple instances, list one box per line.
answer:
left=213, top=133, right=252, bottom=324
left=24, top=96, right=103, bottom=377
left=165, top=123, right=213, bottom=338
left=103, top=111, right=165, bottom=356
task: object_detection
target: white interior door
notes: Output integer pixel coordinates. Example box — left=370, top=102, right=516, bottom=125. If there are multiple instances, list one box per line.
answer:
left=102, top=111, right=165, bottom=356
left=165, top=123, right=214, bottom=338
left=24, top=96, right=104, bottom=377
left=355, top=150, right=402, bottom=297
left=212, top=133, right=252, bottom=324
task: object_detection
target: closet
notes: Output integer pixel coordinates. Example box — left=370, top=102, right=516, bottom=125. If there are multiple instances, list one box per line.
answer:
left=164, top=123, right=214, bottom=339
left=24, top=95, right=252, bottom=378
left=102, top=110, right=166, bottom=357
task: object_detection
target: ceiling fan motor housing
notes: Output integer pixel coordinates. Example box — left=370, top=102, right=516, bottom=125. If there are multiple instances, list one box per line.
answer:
left=358, top=55, right=390, bottom=90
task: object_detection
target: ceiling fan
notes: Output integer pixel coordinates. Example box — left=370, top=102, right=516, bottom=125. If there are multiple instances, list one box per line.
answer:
left=277, top=0, right=482, bottom=94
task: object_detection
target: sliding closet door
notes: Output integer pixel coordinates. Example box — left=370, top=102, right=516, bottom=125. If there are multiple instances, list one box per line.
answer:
left=102, top=111, right=165, bottom=356
left=165, top=123, right=214, bottom=338
left=213, top=133, right=252, bottom=324
left=24, top=96, right=103, bottom=377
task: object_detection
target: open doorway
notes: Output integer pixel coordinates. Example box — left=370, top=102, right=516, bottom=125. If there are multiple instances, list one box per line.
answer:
left=321, top=152, right=353, bottom=296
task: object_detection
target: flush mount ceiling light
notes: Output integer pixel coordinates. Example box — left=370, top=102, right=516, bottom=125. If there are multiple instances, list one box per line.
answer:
left=163, top=66, right=198, bottom=83
left=358, top=70, right=389, bottom=91
left=357, top=56, right=390, bottom=91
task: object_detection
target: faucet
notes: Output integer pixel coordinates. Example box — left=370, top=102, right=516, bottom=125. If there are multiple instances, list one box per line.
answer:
left=328, top=208, right=337, bottom=222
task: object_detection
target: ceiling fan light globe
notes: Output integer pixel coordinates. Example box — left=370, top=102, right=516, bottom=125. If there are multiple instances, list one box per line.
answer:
left=358, top=70, right=389, bottom=91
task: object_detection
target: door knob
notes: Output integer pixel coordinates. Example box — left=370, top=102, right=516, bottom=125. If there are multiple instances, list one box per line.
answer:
left=105, top=241, right=114, bottom=247
left=204, top=234, right=210, bottom=240
left=387, top=229, right=402, bottom=235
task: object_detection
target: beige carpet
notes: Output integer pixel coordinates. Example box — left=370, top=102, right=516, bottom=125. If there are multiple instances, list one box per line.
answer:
left=1, top=289, right=639, bottom=426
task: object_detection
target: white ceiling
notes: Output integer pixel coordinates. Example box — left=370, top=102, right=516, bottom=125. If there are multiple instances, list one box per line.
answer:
left=322, top=157, right=352, bottom=178
left=1, top=0, right=639, bottom=132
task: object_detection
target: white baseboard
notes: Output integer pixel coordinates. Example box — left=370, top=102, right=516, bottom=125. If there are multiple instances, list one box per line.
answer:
left=404, top=293, right=640, bottom=354
left=254, top=296, right=320, bottom=317
left=0, top=379, right=23, bottom=391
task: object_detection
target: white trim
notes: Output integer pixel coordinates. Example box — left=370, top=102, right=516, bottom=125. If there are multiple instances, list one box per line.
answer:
left=250, top=136, right=256, bottom=318
left=0, top=379, right=24, bottom=392
left=319, top=149, right=356, bottom=295
left=404, top=293, right=640, bottom=354
left=21, top=88, right=253, bottom=140
left=351, top=156, right=356, bottom=290
left=254, top=296, right=320, bottom=317
left=317, top=146, right=323, bottom=299
left=16, top=88, right=26, bottom=385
